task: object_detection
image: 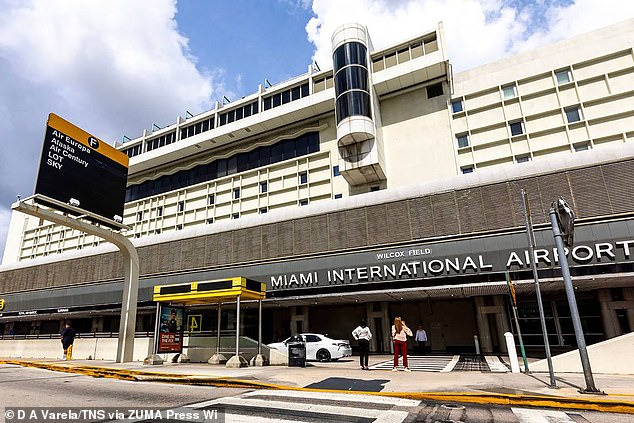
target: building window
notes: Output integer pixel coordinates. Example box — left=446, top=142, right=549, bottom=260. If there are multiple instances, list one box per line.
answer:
left=516, top=154, right=531, bottom=163
left=136, top=211, right=143, bottom=222
left=176, top=224, right=183, bottom=230
left=456, top=133, right=469, bottom=148
left=206, top=194, right=214, bottom=205
left=426, top=82, right=443, bottom=98
left=502, top=84, right=517, bottom=99
left=232, top=212, right=240, bottom=219
left=451, top=99, right=464, bottom=113
left=299, top=199, right=309, bottom=206
left=574, top=142, right=590, bottom=152
left=177, top=201, right=185, bottom=212
left=155, top=229, right=161, bottom=234
left=370, top=186, right=380, bottom=192
left=259, top=207, right=268, bottom=214
left=233, top=188, right=240, bottom=199
left=260, top=181, right=268, bottom=194
left=509, top=121, right=524, bottom=136
left=555, top=68, right=572, bottom=85
left=333, top=165, right=340, bottom=177
left=299, top=172, right=308, bottom=185
left=157, top=206, right=163, bottom=217
left=565, top=106, right=582, bottom=123
left=207, top=218, right=213, bottom=224
left=461, top=165, right=474, bottom=174
left=334, top=193, right=343, bottom=199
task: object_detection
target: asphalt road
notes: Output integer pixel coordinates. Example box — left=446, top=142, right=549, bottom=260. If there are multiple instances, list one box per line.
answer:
left=1, top=364, right=633, bottom=423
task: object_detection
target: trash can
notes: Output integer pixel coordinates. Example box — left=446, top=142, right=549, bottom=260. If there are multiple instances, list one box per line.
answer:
left=287, top=335, right=306, bottom=367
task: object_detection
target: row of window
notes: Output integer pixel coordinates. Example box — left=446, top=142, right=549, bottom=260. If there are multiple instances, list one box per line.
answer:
left=219, top=102, right=258, bottom=126
left=451, top=68, right=574, bottom=114
left=181, top=117, right=214, bottom=140
left=147, top=131, right=176, bottom=152
left=371, top=34, right=438, bottom=73
left=263, top=83, right=310, bottom=111
left=455, top=106, right=584, bottom=149
left=125, top=132, right=320, bottom=202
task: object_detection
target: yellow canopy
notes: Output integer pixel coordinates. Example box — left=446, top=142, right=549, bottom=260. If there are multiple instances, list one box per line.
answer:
left=153, top=277, right=266, bottom=304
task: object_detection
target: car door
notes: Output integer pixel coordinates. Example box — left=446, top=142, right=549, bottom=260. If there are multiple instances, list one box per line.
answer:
left=304, top=334, right=321, bottom=360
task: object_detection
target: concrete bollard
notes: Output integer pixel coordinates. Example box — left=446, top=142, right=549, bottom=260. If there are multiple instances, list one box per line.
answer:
left=504, top=332, right=520, bottom=373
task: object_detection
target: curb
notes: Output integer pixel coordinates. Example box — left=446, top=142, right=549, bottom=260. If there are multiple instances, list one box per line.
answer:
left=2, top=359, right=634, bottom=415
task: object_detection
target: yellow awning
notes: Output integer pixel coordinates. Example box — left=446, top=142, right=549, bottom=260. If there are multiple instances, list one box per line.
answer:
left=152, top=277, right=266, bottom=304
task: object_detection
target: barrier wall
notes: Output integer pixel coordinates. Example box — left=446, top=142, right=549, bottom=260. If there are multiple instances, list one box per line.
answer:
left=530, top=332, right=634, bottom=375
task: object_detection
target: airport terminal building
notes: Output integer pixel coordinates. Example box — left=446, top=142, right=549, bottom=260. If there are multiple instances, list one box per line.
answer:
left=1, top=20, right=634, bottom=357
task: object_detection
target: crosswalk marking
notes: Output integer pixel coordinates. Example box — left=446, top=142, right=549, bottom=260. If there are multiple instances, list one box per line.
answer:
left=369, top=355, right=458, bottom=372
left=512, top=407, right=577, bottom=423
left=242, top=389, right=420, bottom=407
left=485, top=355, right=510, bottom=372
left=187, top=389, right=411, bottom=423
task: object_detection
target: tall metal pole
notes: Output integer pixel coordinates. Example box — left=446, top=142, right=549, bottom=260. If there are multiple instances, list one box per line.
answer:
left=505, top=272, right=529, bottom=374
left=235, top=295, right=241, bottom=357
left=216, top=303, right=222, bottom=355
left=521, top=189, right=557, bottom=388
left=549, top=208, right=602, bottom=394
left=13, top=199, right=139, bottom=363
left=258, top=299, right=262, bottom=356
left=153, top=303, right=161, bottom=355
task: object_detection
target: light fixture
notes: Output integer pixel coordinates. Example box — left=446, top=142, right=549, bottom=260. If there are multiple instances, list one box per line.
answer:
left=264, top=79, right=272, bottom=88
left=113, top=215, right=123, bottom=223
left=122, top=135, right=131, bottom=142
left=313, top=61, right=320, bottom=71
left=69, top=198, right=80, bottom=207
left=223, top=96, right=231, bottom=104
left=152, top=123, right=161, bottom=130
left=186, top=110, right=194, bottom=118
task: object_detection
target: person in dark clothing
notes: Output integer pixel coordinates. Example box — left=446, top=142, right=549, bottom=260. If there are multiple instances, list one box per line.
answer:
left=168, top=309, right=179, bottom=333
left=60, top=322, right=76, bottom=361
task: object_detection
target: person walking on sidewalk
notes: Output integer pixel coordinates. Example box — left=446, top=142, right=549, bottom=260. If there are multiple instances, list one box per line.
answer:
left=60, top=322, right=76, bottom=361
left=352, top=320, right=372, bottom=370
left=415, top=324, right=428, bottom=355
left=392, top=317, right=412, bottom=371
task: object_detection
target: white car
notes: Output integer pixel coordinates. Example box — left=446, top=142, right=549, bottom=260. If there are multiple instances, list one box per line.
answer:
left=267, top=333, right=352, bottom=362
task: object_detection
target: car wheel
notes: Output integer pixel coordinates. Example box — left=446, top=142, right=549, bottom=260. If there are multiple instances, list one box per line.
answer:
left=316, top=349, right=331, bottom=362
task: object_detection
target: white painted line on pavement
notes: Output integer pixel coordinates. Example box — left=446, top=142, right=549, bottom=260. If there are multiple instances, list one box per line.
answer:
left=512, top=407, right=576, bottom=423
left=242, top=389, right=421, bottom=407
left=190, top=396, right=409, bottom=422
left=440, top=355, right=460, bottom=372
left=485, top=355, right=509, bottom=372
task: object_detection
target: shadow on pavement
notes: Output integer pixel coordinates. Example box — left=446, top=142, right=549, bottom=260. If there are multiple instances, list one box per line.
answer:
left=305, top=377, right=390, bottom=392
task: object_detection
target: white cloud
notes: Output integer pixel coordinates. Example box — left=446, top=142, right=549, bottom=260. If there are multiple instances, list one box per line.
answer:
left=305, top=0, right=634, bottom=72
left=0, top=0, right=218, bottom=262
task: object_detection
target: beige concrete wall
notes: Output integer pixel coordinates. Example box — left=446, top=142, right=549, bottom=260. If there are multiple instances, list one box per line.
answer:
left=380, top=86, right=456, bottom=187
left=0, top=338, right=153, bottom=361
left=530, top=331, right=634, bottom=375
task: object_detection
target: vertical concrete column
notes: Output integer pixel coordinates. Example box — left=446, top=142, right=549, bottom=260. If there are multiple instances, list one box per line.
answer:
left=623, top=288, right=634, bottom=332
left=493, top=295, right=511, bottom=353
left=598, top=289, right=620, bottom=338
left=474, top=296, right=493, bottom=353
left=91, top=316, right=104, bottom=333
left=289, top=306, right=309, bottom=334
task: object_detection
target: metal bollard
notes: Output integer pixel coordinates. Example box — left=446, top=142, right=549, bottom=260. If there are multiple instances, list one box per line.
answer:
left=474, top=335, right=480, bottom=355
left=504, top=332, right=520, bottom=373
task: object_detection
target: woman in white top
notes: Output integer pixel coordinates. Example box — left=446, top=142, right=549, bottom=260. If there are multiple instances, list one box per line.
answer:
left=352, top=320, right=372, bottom=370
left=391, top=317, right=412, bottom=371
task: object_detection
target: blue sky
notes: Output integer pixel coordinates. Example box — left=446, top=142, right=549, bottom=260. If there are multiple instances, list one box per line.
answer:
left=1, top=0, right=634, bottom=263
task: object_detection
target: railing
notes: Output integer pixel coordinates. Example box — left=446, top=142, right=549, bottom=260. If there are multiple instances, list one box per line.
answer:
left=0, top=331, right=154, bottom=340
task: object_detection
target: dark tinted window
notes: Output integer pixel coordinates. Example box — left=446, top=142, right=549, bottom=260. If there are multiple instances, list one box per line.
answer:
left=281, top=90, right=290, bottom=104
left=263, top=97, right=272, bottom=110
left=427, top=83, right=443, bottom=98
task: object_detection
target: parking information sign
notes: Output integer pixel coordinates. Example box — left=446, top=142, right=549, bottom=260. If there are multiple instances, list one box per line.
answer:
left=34, top=113, right=129, bottom=226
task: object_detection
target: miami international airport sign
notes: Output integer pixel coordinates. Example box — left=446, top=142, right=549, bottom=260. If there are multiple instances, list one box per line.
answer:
left=34, top=113, right=129, bottom=227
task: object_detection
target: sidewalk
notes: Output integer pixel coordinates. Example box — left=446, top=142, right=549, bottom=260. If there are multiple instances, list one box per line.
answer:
left=2, top=355, right=633, bottom=414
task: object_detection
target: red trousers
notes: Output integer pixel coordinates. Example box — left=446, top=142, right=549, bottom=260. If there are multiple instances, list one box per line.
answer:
left=393, top=340, right=408, bottom=368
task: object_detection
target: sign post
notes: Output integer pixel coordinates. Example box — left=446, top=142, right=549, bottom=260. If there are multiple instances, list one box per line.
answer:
left=521, top=189, right=556, bottom=387
left=550, top=197, right=603, bottom=394
left=16, top=113, right=138, bottom=362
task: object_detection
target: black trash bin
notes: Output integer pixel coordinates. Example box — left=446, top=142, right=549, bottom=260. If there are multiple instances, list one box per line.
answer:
left=287, top=335, right=306, bottom=367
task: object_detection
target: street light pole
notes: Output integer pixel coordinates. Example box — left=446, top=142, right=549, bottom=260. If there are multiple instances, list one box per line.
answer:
left=521, top=189, right=556, bottom=388
left=549, top=202, right=602, bottom=394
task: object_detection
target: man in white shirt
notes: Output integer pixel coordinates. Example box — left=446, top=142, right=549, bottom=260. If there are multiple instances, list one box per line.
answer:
left=415, top=324, right=427, bottom=355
